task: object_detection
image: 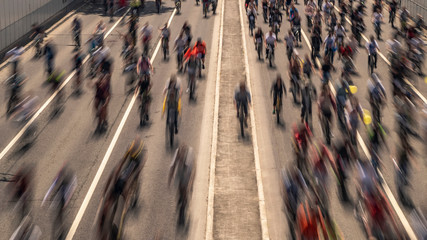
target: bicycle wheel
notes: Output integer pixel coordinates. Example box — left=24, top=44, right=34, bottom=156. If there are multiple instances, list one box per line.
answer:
left=239, top=106, right=244, bottom=137
left=276, top=98, right=280, bottom=124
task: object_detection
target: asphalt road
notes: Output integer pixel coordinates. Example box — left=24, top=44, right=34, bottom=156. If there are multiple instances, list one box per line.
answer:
left=0, top=0, right=426, bottom=239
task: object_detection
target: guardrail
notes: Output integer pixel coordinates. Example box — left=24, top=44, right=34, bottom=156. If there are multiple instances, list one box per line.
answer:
left=400, top=0, right=427, bottom=21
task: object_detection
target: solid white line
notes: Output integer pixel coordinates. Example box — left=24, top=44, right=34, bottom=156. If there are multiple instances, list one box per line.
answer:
left=301, top=26, right=417, bottom=239
left=205, top=0, right=224, bottom=238
left=65, top=8, right=177, bottom=239
left=0, top=9, right=130, bottom=162
left=238, top=0, right=270, bottom=239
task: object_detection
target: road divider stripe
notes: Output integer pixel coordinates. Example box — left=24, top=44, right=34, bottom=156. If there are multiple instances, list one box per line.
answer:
left=65, top=8, right=177, bottom=240
left=238, top=0, right=270, bottom=239
left=205, top=0, right=224, bottom=238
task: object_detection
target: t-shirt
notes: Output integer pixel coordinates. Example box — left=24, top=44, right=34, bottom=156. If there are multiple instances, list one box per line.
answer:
left=285, top=35, right=295, bottom=48
left=365, top=41, right=379, bottom=54
left=175, top=37, right=186, bottom=53
left=265, top=33, right=276, bottom=45
left=373, top=12, right=382, bottom=24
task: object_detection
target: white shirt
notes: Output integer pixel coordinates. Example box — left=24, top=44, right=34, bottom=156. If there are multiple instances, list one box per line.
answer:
left=373, top=12, right=382, bottom=23
left=265, top=33, right=276, bottom=45
left=140, top=25, right=153, bottom=38
left=6, top=47, right=24, bottom=62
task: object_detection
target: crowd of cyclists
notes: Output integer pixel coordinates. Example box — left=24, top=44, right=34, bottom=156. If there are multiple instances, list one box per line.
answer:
left=2, top=0, right=427, bottom=238
left=3, top=0, right=208, bottom=239
left=244, top=0, right=427, bottom=238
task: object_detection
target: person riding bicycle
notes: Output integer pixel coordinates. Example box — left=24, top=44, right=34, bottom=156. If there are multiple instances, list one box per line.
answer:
left=290, top=11, right=302, bottom=46
left=140, top=22, right=153, bottom=55
left=254, top=28, right=264, bottom=53
left=94, top=72, right=111, bottom=131
left=334, top=23, right=346, bottom=48
left=388, top=0, right=398, bottom=28
left=318, top=84, right=337, bottom=129
left=193, top=38, right=207, bottom=69
left=160, top=23, right=170, bottom=56
left=44, top=38, right=56, bottom=76
left=372, top=8, right=383, bottom=39
left=186, top=54, right=198, bottom=93
left=169, top=144, right=195, bottom=225
left=93, top=20, right=106, bottom=48
left=137, top=53, right=153, bottom=82
left=234, top=81, right=252, bottom=127
left=289, top=53, right=302, bottom=89
left=366, top=35, right=379, bottom=69
left=304, top=0, right=316, bottom=32
left=174, top=32, right=187, bottom=71
left=323, top=31, right=336, bottom=65
left=285, top=30, right=296, bottom=60
left=399, top=7, right=410, bottom=33
left=138, top=58, right=152, bottom=122
left=163, top=75, right=182, bottom=134
left=73, top=50, right=84, bottom=92
left=311, top=22, right=322, bottom=64
left=271, top=73, right=287, bottom=114
left=270, top=8, right=283, bottom=32
left=72, top=17, right=82, bottom=50
left=368, top=73, right=386, bottom=124
left=265, top=30, right=277, bottom=58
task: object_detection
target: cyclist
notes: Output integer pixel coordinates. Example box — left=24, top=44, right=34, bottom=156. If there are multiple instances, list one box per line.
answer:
left=334, top=23, right=346, bottom=49
left=169, top=144, right=195, bottom=226
left=270, top=8, right=283, bottom=34
left=323, top=31, right=336, bottom=66
left=73, top=50, right=84, bottom=93
left=181, top=22, right=192, bottom=49
left=137, top=53, right=153, bottom=82
left=175, top=32, right=187, bottom=71
left=9, top=166, right=33, bottom=220
left=127, top=14, right=138, bottom=45
left=311, top=22, right=322, bottom=65
left=140, top=22, right=153, bottom=56
left=304, top=0, right=316, bottom=32
left=313, top=8, right=323, bottom=28
left=234, top=81, right=252, bottom=127
left=398, top=7, right=410, bottom=33
left=71, top=17, right=82, bottom=50
left=193, top=38, right=207, bottom=69
left=290, top=11, right=302, bottom=47
left=321, top=56, right=333, bottom=84
left=93, top=20, right=106, bottom=47
left=138, top=62, right=152, bottom=123
left=368, top=73, right=386, bottom=125
left=186, top=54, right=198, bottom=95
left=265, top=29, right=277, bottom=60
left=296, top=197, right=329, bottom=239
left=254, top=28, right=264, bottom=55
left=44, top=38, right=56, bottom=76
left=388, top=0, right=398, bottom=28
left=318, top=84, right=336, bottom=131
left=365, top=35, right=380, bottom=70
left=160, top=23, right=170, bottom=57
left=285, top=30, right=296, bottom=61
left=372, top=8, right=383, bottom=40
left=163, top=75, right=182, bottom=134
left=271, top=73, right=287, bottom=114
left=339, top=2, right=348, bottom=29
left=94, top=73, right=111, bottom=132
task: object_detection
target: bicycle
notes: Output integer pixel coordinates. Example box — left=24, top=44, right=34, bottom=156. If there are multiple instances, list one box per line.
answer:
left=266, top=44, right=274, bottom=67
left=162, top=38, right=168, bottom=60
left=197, top=53, right=203, bottom=78
left=238, top=103, right=245, bottom=137
left=167, top=107, right=177, bottom=147
left=189, top=73, right=196, bottom=100
left=368, top=54, right=375, bottom=74
left=290, top=74, right=301, bottom=103
left=256, top=40, right=263, bottom=60
left=139, top=91, right=150, bottom=126
left=320, top=111, right=331, bottom=145
left=275, top=95, right=282, bottom=124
